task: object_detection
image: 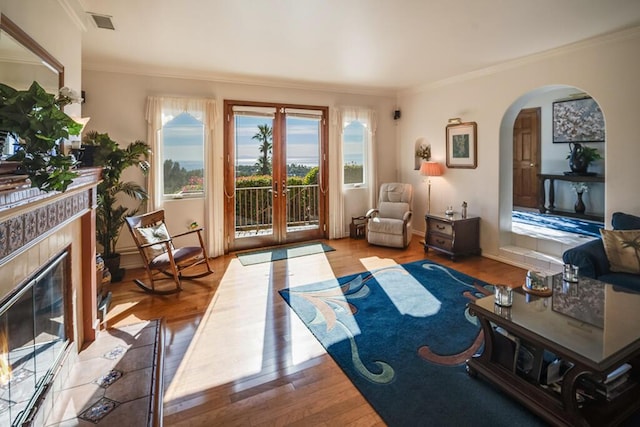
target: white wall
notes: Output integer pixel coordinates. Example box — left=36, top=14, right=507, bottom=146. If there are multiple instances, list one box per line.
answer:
left=81, top=70, right=398, bottom=256
left=398, top=27, right=640, bottom=262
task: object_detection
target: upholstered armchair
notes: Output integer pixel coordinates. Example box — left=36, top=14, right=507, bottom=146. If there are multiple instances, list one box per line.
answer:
left=366, top=183, right=413, bottom=248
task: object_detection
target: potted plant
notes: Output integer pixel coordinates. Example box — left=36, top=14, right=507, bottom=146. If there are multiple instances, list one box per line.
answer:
left=82, top=130, right=151, bottom=281
left=0, top=81, right=83, bottom=191
left=567, top=143, right=603, bottom=174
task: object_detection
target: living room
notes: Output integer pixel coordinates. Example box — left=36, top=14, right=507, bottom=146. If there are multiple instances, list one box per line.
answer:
left=2, top=1, right=640, bottom=425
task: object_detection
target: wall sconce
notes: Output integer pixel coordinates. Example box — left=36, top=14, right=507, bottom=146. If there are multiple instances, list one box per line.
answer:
left=448, top=117, right=462, bottom=125
left=420, top=161, right=444, bottom=213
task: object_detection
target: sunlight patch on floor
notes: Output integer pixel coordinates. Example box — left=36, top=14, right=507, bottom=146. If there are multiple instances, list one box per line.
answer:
left=163, top=252, right=431, bottom=404
left=512, top=221, right=597, bottom=246
left=360, top=257, right=441, bottom=316
left=164, top=258, right=272, bottom=400
left=283, top=252, right=339, bottom=288
left=282, top=252, right=340, bottom=364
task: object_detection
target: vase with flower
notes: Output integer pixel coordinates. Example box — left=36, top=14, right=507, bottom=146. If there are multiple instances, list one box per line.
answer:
left=571, top=182, right=589, bottom=214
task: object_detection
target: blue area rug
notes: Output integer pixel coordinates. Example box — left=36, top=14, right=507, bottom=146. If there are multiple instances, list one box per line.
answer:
left=279, top=260, right=545, bottom=426
left=237, top=242, right=335, bottom=265
left=512, top=210, right=603, bottom=238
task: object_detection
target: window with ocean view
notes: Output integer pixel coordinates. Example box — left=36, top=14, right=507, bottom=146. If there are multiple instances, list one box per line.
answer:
left=162, top=112, right=205, bottom=198
left=343, top=120, right=367, bottom=186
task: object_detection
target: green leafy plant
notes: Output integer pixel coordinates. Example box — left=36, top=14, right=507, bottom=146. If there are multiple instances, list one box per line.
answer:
left=566, top=145, right=603, bottom=164
left=0, top=81, right=83, bottom=191
left=82, top=130, right=151, bottom=260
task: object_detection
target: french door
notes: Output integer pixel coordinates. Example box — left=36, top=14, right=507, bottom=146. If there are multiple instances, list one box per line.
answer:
left=224, top=101, right=328, bottom=252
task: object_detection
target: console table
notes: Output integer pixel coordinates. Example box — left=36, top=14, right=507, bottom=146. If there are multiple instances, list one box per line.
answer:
left=424, top=213, right=480, bottom=260
left=467, top=275, right=640, bottom=426
left=537, top=173, right=604, bottom=222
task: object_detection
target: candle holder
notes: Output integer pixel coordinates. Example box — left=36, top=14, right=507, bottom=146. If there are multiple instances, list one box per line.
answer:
left=563, top=264, right=579, bottom=283
left=494, top=285, right=513, bottom=307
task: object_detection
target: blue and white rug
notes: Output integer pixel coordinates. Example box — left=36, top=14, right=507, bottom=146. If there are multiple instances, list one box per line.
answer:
left=512, top=211, right=603, bottom=238
left=280, top=260, right=546, bottom=426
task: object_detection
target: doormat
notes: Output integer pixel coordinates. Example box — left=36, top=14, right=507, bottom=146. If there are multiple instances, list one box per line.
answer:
left=237, top=242, right=335, bottom=266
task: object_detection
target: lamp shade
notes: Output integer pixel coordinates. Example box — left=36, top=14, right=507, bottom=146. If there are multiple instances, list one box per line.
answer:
left=420, top=161, right=443, bottom=177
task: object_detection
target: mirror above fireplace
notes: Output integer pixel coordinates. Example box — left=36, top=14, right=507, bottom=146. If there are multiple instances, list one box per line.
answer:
left=0, top=13, right=64, bottom=92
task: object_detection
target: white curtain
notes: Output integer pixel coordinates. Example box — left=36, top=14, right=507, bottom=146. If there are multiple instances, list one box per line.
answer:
left=330, top=107, right=378, bottom=238
left=145, top=96, right=223, bottom=257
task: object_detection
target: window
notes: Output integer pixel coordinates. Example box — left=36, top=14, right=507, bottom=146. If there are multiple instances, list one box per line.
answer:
left=161, top=112, right=205, bottom=198
left=343, top=120, right=367, bottom=186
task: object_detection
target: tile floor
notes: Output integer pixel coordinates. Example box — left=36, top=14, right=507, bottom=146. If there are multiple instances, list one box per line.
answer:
left=45, top=320, right=162, bottom=426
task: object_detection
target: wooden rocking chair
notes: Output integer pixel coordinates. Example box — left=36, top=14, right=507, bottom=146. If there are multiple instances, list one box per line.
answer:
left=125, top=209, right=213, bottom=294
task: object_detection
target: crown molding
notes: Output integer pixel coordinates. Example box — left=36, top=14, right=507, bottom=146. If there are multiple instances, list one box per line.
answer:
left=401, top=25, right=640, bottom=97
left=81, top=62, right=398, bottom=98
left=57, top=0, right=88, bottom=32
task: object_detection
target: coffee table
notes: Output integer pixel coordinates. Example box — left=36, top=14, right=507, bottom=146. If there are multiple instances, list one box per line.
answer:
left=466, top=274, right=640, bottom=426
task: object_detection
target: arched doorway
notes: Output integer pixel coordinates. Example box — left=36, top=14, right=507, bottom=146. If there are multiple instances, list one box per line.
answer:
left=498, top=85, right=606, bottom=251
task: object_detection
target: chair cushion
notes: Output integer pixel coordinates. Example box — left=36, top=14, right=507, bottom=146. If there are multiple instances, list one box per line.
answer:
left=612, top=212, right=640, bottom=230
left=368, top=217, right=405, bottom=235
left=378, top=202, right=410, bottom=220
left=149, top=246, right=203, bottom=269
left=134, top=223, right=172, bottom=261
left=379, top=183, right=412, bottom=203
left=600, top=229, right=640, bottom=274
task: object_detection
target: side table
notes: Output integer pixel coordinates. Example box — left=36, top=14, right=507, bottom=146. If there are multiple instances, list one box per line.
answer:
left=424, top=213, right=480, bottom=260
left=350, top=216, right=367, bottom=239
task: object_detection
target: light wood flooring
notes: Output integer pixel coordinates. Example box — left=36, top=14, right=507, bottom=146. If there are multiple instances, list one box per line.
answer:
left=104, top=238, right=528, bottom=426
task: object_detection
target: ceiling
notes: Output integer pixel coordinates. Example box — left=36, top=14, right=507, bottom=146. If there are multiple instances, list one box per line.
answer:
left=79, top=0, right=640, bottom=94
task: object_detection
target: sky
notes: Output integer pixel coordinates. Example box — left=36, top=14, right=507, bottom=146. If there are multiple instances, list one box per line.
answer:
left=163, top=111, right=366, bottom=172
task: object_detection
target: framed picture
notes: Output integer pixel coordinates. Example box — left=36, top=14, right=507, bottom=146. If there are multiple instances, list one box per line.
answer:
left=446, top=121, right=477, bottom=169
left=552, top=97, right=605, bottom=143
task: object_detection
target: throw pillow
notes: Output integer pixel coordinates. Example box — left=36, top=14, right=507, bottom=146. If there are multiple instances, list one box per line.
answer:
left=134, top=223, right=172, bottom=261
left=612, top=212, right=640, bottom=230
left=600, top=229, right=640, bottom=274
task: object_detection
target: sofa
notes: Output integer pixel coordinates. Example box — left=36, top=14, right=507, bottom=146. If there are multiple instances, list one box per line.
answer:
left=562, top=212, right=640, bottom=292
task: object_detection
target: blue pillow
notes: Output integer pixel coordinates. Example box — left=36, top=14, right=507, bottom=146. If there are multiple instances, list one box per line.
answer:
left=612, top=212, right=640, bottom=230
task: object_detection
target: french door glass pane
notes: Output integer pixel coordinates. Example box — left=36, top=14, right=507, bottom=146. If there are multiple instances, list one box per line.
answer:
left=285, top=114, right=321, bottom=232
left=234, top=113, right=275, bottom=238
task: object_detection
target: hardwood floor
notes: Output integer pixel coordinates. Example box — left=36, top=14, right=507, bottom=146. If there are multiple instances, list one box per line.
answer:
left=104, top=238, right=527, bottom=426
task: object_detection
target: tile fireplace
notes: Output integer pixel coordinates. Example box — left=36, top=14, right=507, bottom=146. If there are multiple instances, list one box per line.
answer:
left=0, top=168, right=101, bottom=426
left=0, top=250, right=69, bottom=425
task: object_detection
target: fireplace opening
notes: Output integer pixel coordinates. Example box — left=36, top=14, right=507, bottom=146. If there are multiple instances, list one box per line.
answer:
left=0, top=250, right=70, bottom=426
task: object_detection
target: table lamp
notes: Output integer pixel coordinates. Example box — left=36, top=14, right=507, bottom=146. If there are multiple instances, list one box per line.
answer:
left=420, top=161, right=443, bottom=213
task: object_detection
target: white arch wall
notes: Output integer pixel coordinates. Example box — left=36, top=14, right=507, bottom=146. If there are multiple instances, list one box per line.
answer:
left=398, top=28, right=640, bottom=262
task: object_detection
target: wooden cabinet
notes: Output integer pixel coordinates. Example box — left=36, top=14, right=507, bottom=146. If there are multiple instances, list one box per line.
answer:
left=424, top=213, right=480, bottom=260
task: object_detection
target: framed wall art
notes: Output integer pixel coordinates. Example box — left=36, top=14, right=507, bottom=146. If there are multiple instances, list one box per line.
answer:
left=446, top=121, right=477, bottom=169
left=552, top=97, right=605, bottom=143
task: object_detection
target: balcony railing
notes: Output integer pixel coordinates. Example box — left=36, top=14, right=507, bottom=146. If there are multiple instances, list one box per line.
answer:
left=235, top=184, right=319, bottom=236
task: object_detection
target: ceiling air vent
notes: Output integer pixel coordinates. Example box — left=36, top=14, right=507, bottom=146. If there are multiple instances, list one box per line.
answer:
left=89, top=13, right=115, bottom=30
